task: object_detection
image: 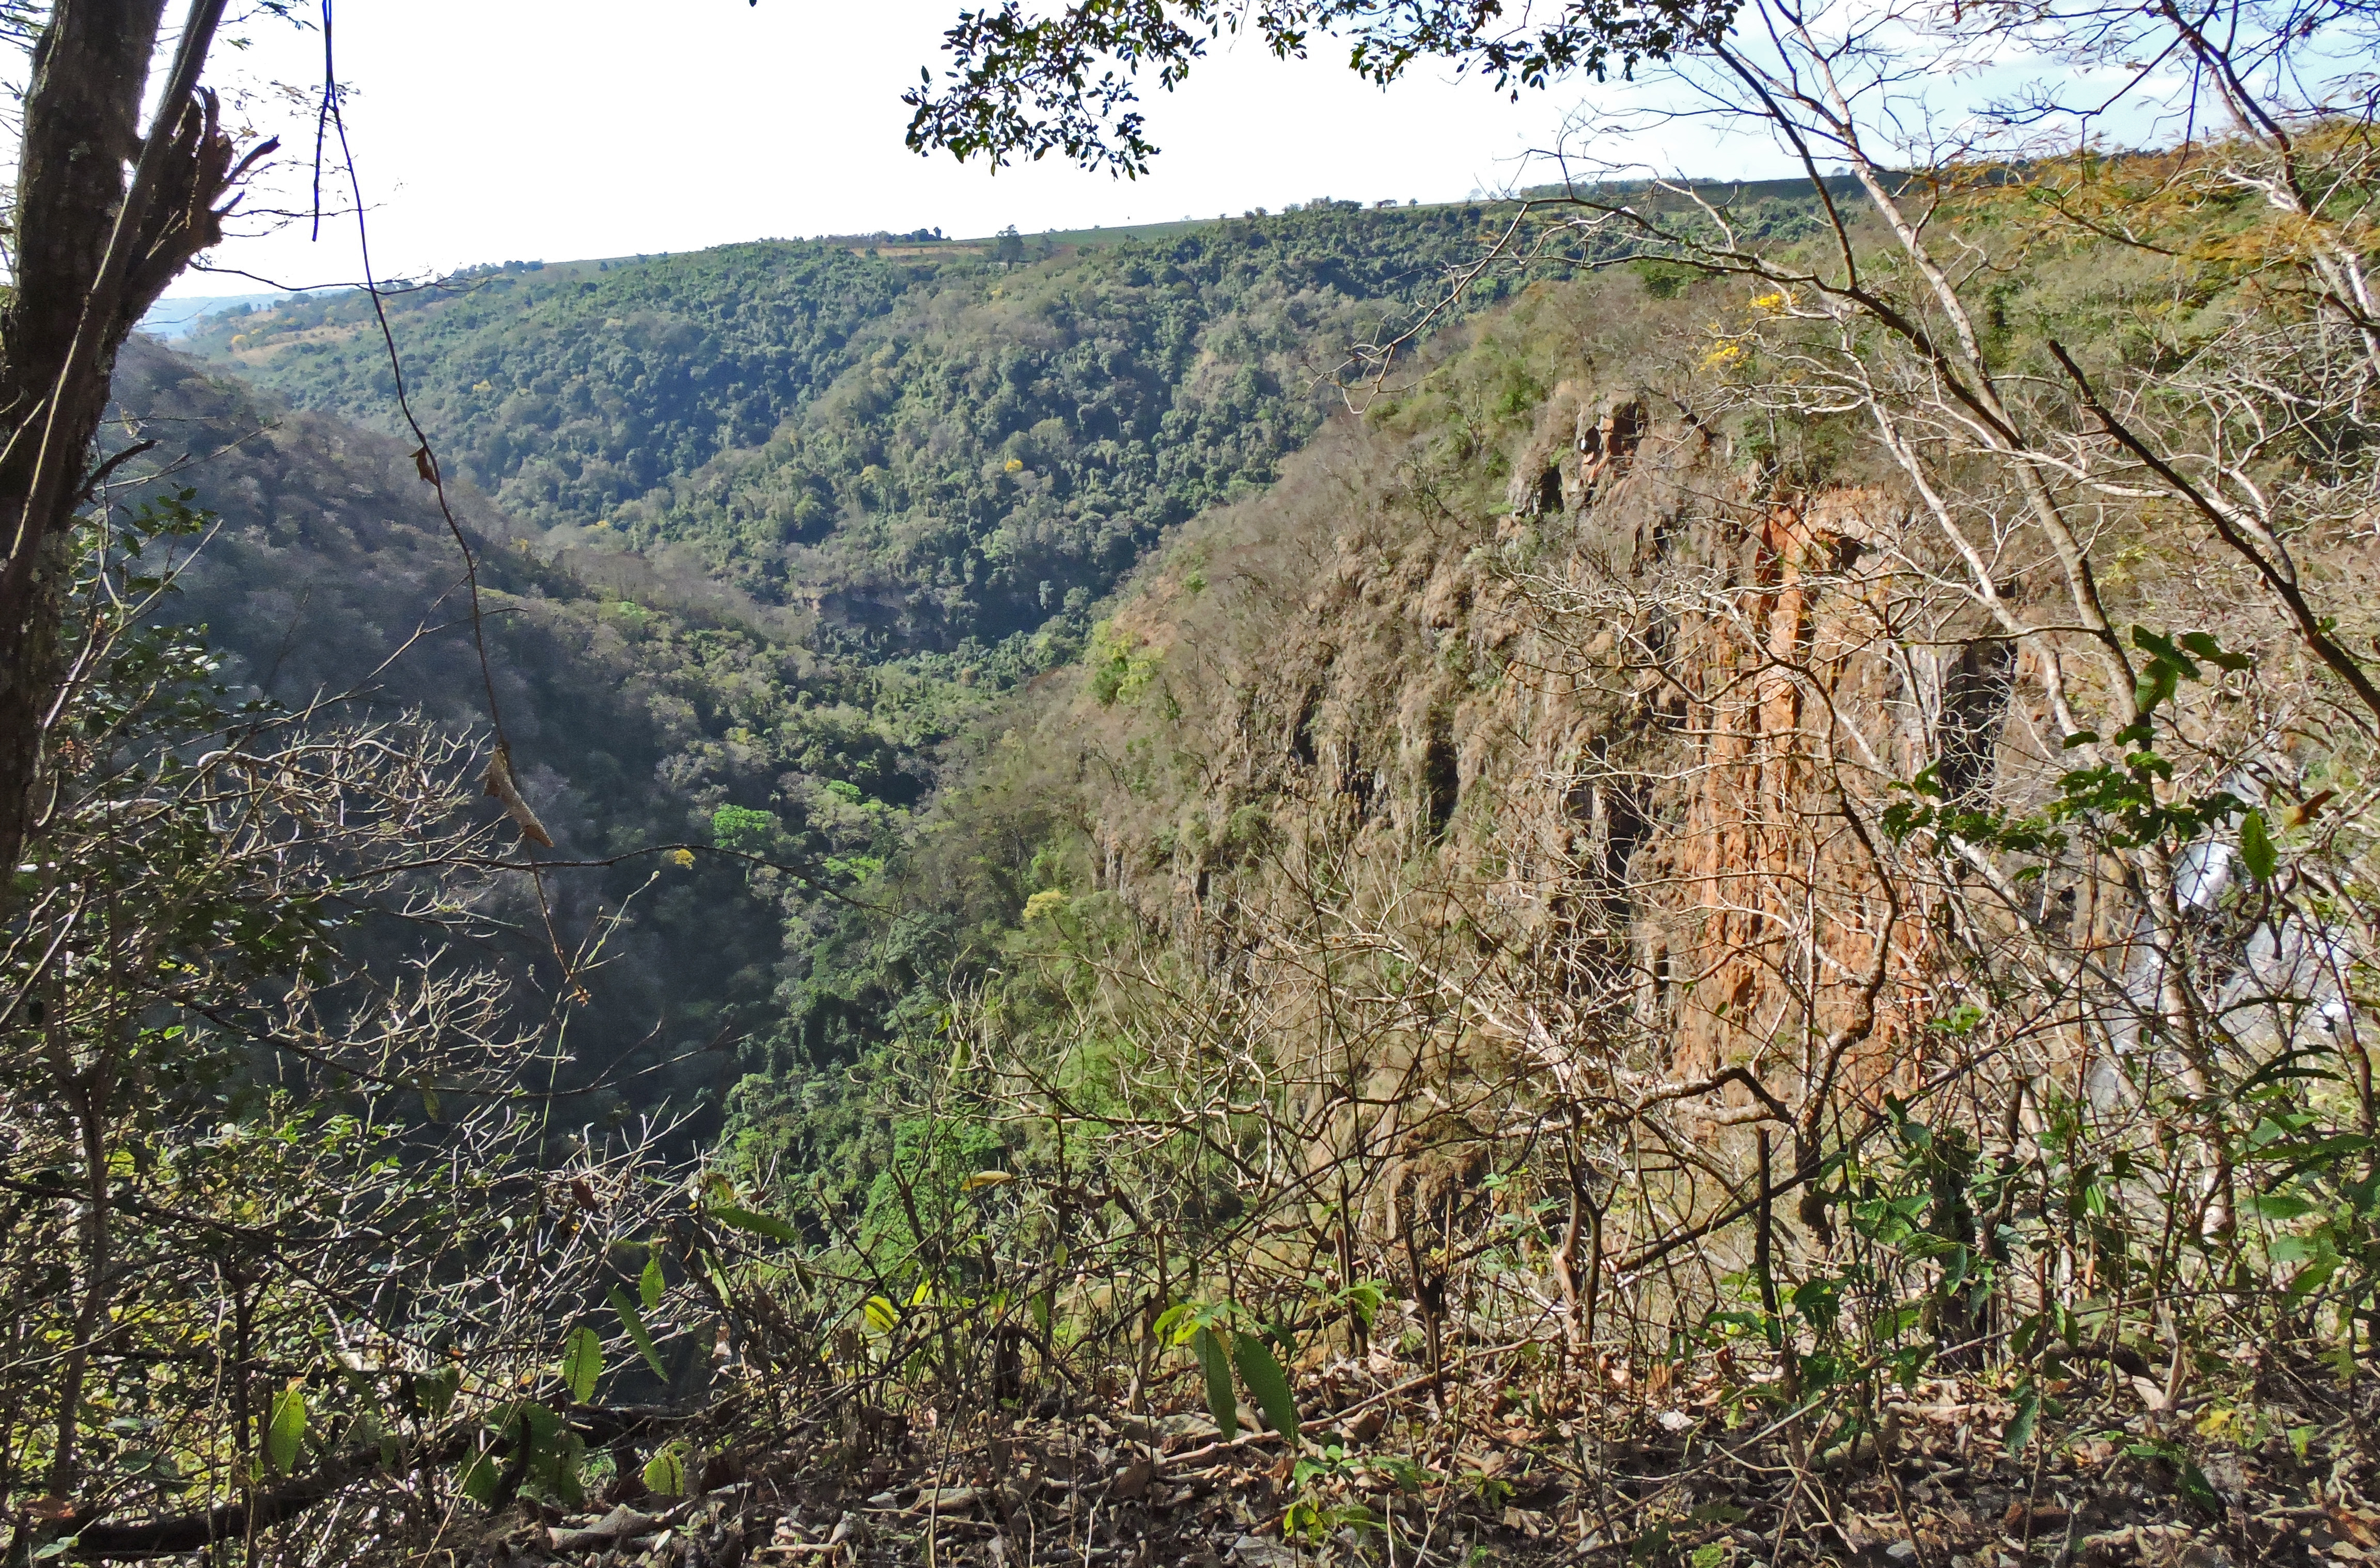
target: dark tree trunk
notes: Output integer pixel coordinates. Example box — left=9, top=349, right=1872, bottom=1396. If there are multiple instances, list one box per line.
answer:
left=0, top=0, right=256, bottom=879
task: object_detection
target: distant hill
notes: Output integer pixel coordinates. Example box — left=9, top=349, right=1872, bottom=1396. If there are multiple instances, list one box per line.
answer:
left=183, top=201, right=1626, bottom=667
left=139, top=289, right=306, bottom=339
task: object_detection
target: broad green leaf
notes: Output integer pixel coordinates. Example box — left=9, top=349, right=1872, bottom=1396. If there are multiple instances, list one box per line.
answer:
left=560, top=1325, right=603, bottom=1404
left=639, top=1252, right=665, bottom=1311
left=2240, top=810, right=2278, bottom=884
left=1231, top=1331, right=1300, bottom=1449
left=2005, top=1384, right=2041, bottom=1454
left=609, top=1287, right=667, bottom=1378
left=264, top=1385, right=306, bottom=1475
left=642, top=1442, right=687, bottom=1496
left=2132, top=625, right=2199, bottom=679
left=545, top=1430, right=589, bottom=1509
left=456, top=1446, right=502, bottom=1507
left=2180, top=631, right=2254, bottom=671
left=2177, top=1457, right=2223, bottom=1516
left=2134, top=661, right=2179, bottom=716
left=1194, top=1325, right=1237, bottom=1441
left=709, top=1204, right=799, bottom=1244
left=511, top=1400, right=563, bottom=1451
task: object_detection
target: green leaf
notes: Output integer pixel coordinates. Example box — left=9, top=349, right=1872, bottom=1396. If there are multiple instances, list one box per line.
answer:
left=2180, top=631, right=2253, bottom=671
left=544, top=1431, right=589, bottom=1509
left=1232, top=1331, right=1300, bottom=1449
left=2134, top=661, right=2179, bottom=716
left=2240, top=810, right=2278, bottom=884
left=640, top=1253, right=665, bottom=1311
left=642, top=1441, right=687, bottom=1497
left=709, top=1204, right=799, bottom=1244
left=2133, top=625, right=2200, bottom=679
left=609, top=1286, right=667, bottom=1379
left=1194, top=1325, right=1238, bottom=1441
left=456, top=1446, right=502, bottom=1507
left=560, top=1325, right=603, bottom=1404
left=862, top=1295, right=900, bottom=1334
left=264, top=1385, right=306, bottom=1476
left=511, top=1400, right=562, bottom=1452
left=2005, top=1383, right=2041, bottom=1455
left=2177, top=1457, right=2223, bottom=1516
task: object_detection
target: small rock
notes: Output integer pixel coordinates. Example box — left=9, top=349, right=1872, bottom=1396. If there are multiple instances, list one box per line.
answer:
left=2198, top=1453, right=2247, bottom=1498
left=1227, top=1533, right=1299, bottom=1567
left=1655, top=1410, right=1697, bottom=1434
left=1886, top=1543, right=1917, bottom=1563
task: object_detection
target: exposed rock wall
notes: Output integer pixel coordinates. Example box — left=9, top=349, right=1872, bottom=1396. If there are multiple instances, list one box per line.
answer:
left=997, top=279, right=2015, bottom=1144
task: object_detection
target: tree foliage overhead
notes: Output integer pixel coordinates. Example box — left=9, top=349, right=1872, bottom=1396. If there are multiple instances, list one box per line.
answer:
left=903, top=0, right=1743, bottom=174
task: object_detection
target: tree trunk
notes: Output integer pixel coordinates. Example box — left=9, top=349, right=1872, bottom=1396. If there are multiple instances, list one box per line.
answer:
left=0, top=0, right=248, bottom=880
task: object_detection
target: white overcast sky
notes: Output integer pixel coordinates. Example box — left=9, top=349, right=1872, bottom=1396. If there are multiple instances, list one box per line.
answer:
left=175, top=0, right=1800, bottom=298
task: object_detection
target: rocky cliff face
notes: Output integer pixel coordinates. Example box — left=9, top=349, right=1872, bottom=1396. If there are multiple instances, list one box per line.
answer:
left=979, top=276, right=1998, bottom=1154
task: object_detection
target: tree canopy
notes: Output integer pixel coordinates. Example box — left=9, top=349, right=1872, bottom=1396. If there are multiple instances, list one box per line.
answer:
left=902, top=0, right=1742, bottom=174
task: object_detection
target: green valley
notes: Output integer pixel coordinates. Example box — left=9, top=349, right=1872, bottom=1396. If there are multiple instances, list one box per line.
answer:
left=11, top=0, right=2380, bottom=1560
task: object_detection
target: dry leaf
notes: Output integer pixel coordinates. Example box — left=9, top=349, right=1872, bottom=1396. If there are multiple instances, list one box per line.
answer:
left=1113, top=1455, right=1158, bottom=1499
left=2281, top=789, right=2338, bottom=829
left=483, top=742, right=554, bottom=846
left=2329, top=1505, right=2380, bottom=1548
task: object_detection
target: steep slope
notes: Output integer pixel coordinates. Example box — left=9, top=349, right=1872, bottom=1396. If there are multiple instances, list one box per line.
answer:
left=104, top=339, right=922, bottom=1132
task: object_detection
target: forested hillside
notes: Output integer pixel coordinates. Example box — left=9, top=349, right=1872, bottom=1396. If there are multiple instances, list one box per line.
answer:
left=102, top=338, right=901, bottom=1134
left=187, top=205, right=1584, bottom=656
left=184, top=246, right=911, bottom=530
left=150, top=202, right=1634, bottom=1144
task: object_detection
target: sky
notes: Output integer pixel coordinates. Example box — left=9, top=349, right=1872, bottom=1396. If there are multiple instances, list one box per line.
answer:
left=173, top=0, right=1801, bottom=299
